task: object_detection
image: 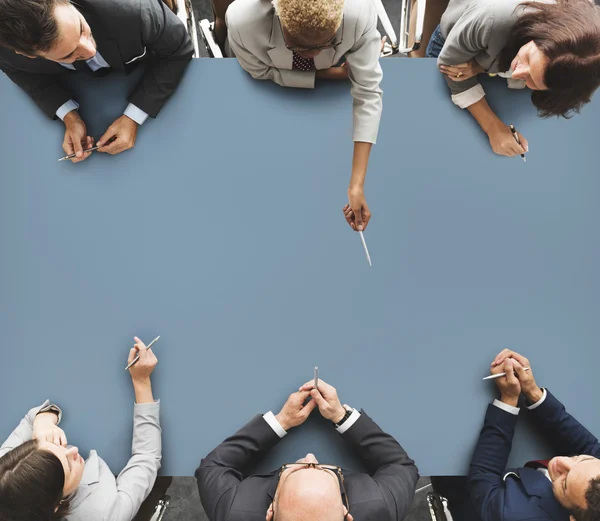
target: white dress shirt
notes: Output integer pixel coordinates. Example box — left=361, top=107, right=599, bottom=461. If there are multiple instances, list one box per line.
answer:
left=56, top=51, right=149, bottom=125
left=263, top=406, right=361, bottom=439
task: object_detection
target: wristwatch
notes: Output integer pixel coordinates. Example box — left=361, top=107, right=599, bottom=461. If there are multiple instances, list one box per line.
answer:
left=333, top=405, right=353, bottom=428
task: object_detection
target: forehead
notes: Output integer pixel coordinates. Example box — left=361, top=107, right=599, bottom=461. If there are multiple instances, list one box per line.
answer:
left=47, top=3, right=81, bottom=55
left=568, top=458, right=600, bottom=505
left=282, top=24, right=338, bottom=46
left=528, top=44, right=548, bottom=90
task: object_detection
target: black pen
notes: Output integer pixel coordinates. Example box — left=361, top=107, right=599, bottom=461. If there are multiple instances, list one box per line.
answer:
left=509, top=125, right=526, bottom=163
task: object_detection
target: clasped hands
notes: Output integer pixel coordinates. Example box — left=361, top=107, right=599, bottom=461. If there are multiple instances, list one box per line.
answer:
left=63, top=111, right=139, bottom=163
left=490, top=348, right=544, bottom=407
left=275, top=379, right=347, bottom=431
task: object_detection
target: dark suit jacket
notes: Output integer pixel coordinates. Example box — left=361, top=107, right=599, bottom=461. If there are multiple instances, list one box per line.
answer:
left=0, top=0, right=193, bottom=119
left=467, top=390, right=600, bottom=521
left=195, top=411, right=419, bottom=521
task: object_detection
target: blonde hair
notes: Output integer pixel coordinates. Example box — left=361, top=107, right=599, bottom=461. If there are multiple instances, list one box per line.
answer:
left=273, top=0, right=344, bottom=38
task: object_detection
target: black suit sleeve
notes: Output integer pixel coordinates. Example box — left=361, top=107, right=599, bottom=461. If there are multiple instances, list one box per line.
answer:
left=127, top=0, right=193, bottom=118
left=342, top=411, right=419, bottom=521
left=466, top=404, right=519, bottom=521
left=527, top=390, right=600, bottom=458
left=195, top=415, right=281, bottom=521
left=0, top=58, right=72, bottom=119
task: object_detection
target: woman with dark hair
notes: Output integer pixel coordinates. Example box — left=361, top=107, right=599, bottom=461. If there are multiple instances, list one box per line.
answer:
left=0, top=338, right=161, bottom=521
left=426, top=0, right=600, bottom=157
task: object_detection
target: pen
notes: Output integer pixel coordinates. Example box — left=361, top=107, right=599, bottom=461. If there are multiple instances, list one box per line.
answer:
left=359, top=231, right=372, bottom=266
left=125, top=335, right=160, bottom=370
left=58, top=145, right=102, bottom=161
left=314, top=366, right=319, bottom=390
left=483, top=367, right=530, bottom=380
left=509, top=125, right=526, bottom=163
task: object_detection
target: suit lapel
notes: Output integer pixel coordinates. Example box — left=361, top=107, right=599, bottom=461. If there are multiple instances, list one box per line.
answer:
left=70, top=450, right=101, bottom=507
left=517, top=468, right=570, bottom=521
left=266, top=473, right=279, bottom=501
left=75, top=3, right=126, bottom=71
left=266, top=13, right=292, bottom=70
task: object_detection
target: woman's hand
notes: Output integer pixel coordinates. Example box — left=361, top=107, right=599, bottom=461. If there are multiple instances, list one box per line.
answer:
left=439, top=60, right=484, bottom=81
left=128, top=336, right=158, bottom=403
left=33, top=412, right=67, bottom=446
left=487, top=123, right=528, bottom=157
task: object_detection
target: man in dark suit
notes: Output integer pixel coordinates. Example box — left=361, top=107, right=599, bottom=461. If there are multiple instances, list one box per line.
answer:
left=0, top=0, right=193, bottom=162
left=468, top=349, right=600, bottom=521
left=196, top=378, right=419, bottom=521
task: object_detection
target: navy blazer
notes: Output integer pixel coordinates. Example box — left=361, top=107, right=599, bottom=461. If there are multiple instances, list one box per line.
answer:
left=467, top=390, right=600, bottom=521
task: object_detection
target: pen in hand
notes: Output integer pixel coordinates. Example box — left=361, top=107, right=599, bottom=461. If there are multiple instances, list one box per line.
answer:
left=483, top=367, right=530, bottom=380
left=125, top=335, right=160, bottom=370
left=58, top=145, right=103, bottom=162
left=509, top=125, right=527, bottom=163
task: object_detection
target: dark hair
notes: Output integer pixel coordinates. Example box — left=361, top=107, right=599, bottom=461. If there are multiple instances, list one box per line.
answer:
left=498, top=0, right=600, bottom=118
left=0, top=439, right=71, bottom=521
left=571, top=476, right=600, bottom=521
left=0, top=0, right=70, bottom=55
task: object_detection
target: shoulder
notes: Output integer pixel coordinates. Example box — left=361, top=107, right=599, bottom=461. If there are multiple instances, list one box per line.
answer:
left=227, top=476, right=273, bottom=520
left=341, top=0, right=377, bottom=32
left=226, top=0, right=273, bottom=31
left=345, top=472, right=396, bottom=519
left=78, top=0, right=145, bottom=27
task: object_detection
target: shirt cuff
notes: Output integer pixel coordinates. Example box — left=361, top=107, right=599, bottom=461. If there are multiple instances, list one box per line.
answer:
left=526, top=388, right=547, bottom=410
left=451, top=84, right=485, bottom=109
left=124, top=103, right=149, bottom=125
left=493, top=399, right=520, bottom=415
left=56, top=99, right=80, bottom=121
left=336, top=407, right=361, bottom=434
left=263, top=411, right=287, bottom=438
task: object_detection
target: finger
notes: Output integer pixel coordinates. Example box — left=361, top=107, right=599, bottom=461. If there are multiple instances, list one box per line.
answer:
left=73, top=136, right=84, bottom=158
left=518, top=133, right=528, bottom=153
left=53, top=433, right=61, bottom=446
left=127, top=347, right=138, bottom=364
left=100, top=139, right=123, bottom=155
left=63, top=136, right=74, bottom=156
left=362, top=208, right=371, bottom=230
left=301, top=398, right=318, bottom=417
left=492, top=349, right=513, bottom=366
left=60, top=432, right=68, bottom=447
left=508, top=351, right=529, bottom=367
left=513, top=359, right=527, bottom=379
left=97, top=127, right=117, bottom=151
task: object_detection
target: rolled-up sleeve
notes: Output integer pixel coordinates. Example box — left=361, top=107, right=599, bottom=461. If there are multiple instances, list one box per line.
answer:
left=345, top=0, right=383, bottom=143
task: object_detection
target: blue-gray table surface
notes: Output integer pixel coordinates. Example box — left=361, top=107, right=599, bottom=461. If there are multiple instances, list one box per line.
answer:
left=0, top=59, right=598, bottom=476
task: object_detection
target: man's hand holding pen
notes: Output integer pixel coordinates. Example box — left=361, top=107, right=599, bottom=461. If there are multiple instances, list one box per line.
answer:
left=63, top=111, right=95, bottom=163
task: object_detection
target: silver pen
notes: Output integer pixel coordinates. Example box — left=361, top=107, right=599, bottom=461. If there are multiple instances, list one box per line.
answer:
left=58, top=145, right=102, bottom=162
left=359, top=231, right=372, bottom=266
left=483, top=367, right=530, bottom=380
left=125, top=335, right=160, bottom=370
left=314, top=366, right=319, bottom=389
left=509, top=125, right=526, bottom=163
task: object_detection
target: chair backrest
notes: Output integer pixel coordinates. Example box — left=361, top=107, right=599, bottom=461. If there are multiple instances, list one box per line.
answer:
left=374, top=0, right=427, bottom=55
left=427, top=492, right=454, bottom=521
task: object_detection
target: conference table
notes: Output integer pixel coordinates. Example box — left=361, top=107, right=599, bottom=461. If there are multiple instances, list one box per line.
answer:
left=0, top=59, right=599, bottom=477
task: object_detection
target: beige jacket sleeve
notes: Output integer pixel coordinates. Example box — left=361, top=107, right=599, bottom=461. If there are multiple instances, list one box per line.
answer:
left=345, top=0, right=383, bottom=144
left=0, top=400, right=62, bottom=458
left=226, top=18, right=315, bottom=89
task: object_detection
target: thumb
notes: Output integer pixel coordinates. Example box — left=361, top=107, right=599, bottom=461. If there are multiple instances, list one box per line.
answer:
left=302, top=398, right=318, bottom=416
left=513, top=359, right=527, bottom=379
left=311, top=389, right=328, bottom=409
left=353, top=207, right=364, bottom=232
left=504, top=359, right=518, bottom=385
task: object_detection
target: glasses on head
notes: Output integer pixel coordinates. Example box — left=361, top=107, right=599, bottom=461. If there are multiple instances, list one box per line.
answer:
left=280, top=18, right=344, bottom=53
left=273, top=463, right=350, bottom=519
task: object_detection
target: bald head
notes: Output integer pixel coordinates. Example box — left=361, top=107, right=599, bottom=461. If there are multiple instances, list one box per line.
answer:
left=274, top=463, right=347, bottom=521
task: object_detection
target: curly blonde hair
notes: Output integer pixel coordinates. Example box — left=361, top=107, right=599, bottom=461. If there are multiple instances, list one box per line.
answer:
left=273, top=0, right=344, bottom=38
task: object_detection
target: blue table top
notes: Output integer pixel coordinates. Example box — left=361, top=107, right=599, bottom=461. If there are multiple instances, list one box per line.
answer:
left=0, top=59, right=599, bottom=476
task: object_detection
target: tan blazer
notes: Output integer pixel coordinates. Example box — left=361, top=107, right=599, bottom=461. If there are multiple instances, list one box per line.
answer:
left=0, top=400, right=162, bottom=521
left=225, top=0, right=383, bottom=144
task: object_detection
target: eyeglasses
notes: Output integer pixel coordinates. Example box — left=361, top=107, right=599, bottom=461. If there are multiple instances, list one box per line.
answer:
left=272, top=463, right=350, bottom=520
left=279, top=18, right=344, bottom=53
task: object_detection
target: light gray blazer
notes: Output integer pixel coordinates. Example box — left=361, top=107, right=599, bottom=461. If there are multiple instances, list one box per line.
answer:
left=225, top=0, right=383, bottom=144
left=437, top=0, right=536, bottom=107
left=0, top=400, right=162, bottom=521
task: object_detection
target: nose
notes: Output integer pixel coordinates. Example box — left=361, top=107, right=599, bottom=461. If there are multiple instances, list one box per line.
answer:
left=553, top=456, right=575, bottom=476
left=304, top=453, right=318, bottom=463
left=512, top=63, right=528, bottom=81
left=80, top=38, right=96, bottom=60
left=67, top=446, right=79, bottom=458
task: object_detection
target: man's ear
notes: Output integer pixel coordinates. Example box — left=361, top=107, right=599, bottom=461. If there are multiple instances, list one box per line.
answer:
left=266, top=502, right=274, bottom=521
left=345, top=511, right=354, bottom=521
left=14, top=50, right=37, bottom=59
left=570, top=516, right=576, bottom=521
